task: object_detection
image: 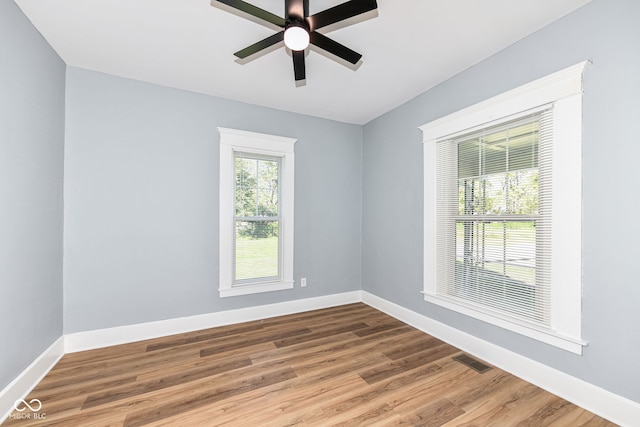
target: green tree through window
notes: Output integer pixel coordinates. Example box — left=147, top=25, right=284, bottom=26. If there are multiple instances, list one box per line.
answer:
left=234, top=153, right=281, bottom=281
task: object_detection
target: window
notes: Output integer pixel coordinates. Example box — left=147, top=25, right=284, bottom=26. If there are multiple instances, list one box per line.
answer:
left=218, top=127, right=296, bottom=297
left=442, top=113, right=550, bottom=326
left=235, top=153, right=281, bottom=283
left=420, top=62, right=588, bottom=354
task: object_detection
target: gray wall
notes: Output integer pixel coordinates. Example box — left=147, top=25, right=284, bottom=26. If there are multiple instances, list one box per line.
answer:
left=362, top=0, right=640, bottom=402
left=4, top=0, right=638, bottom=409
left=63, top=67, right=362, bottom=333
left=0, top=1, right=65, bottom=391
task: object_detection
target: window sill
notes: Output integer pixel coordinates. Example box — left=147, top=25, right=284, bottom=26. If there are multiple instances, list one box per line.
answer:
left=219, top=281, right=294, bottom=298
left=422, top=292, right=587, bottom=355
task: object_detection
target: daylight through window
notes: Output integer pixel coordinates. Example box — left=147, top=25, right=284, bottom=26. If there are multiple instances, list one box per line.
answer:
left=437, top=113, right=553, bottom=327
left=234, top=153, right=282, bottom=283
left=420, top=61, right=588, bottom=353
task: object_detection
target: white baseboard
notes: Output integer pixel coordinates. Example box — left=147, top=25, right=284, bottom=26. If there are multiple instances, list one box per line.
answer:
left=65, top=291, right=363, bottom=353
left=361, top=291, right=640, bottom=427
left=0, top=336, right=65, bottom=424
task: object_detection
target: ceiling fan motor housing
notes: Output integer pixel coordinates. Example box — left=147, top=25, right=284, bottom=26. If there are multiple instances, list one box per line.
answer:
left=284, top=19, right=310, bottom=51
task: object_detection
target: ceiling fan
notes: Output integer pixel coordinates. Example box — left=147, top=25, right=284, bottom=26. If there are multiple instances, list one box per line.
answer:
left=213, top=0, right=378, bottom=82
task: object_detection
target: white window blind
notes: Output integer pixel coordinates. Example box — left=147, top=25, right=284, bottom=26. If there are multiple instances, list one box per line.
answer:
left=436, top=110, right=554, bottom=327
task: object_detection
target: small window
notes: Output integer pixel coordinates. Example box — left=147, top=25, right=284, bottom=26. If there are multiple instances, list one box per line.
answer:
left=420, top=61, right=588, bottom=354
left=218, top=128, right=296, bottom=297
left=234, top=153, right=282, bottom=284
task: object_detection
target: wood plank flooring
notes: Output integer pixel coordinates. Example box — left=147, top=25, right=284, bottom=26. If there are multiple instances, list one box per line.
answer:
left=2, top=303, right=617, bottom=426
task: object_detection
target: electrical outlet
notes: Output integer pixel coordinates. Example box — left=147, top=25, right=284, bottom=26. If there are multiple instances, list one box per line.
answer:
left=301, top=277, right=307, bottom=287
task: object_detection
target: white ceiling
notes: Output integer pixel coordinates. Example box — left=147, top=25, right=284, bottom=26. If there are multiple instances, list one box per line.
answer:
left=14, top=0, right=590, bottom=124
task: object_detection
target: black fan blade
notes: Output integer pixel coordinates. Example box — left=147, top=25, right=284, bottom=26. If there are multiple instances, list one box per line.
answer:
left=234, top=31, right=284, bottom=58
left=285, top=0, right=309, bottom=20
left=309, top=31, right=361, bottom=64
left=293, top=50, right=306, bottom=81
left=307, top=0, right=377, bottom=31
left=215, top=0, right=286, bottom=27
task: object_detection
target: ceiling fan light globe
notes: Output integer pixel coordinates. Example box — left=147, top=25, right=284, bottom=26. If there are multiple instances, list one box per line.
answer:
left=284, top=26, right=309, bottom=51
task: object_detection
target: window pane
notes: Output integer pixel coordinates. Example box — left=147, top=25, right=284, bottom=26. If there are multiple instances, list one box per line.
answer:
left=459, top=171, right=538, bottom=215
left=458, top=121, right=539, bottom=179
left=235, top=157, right=257, bottom=217
left=257, top=158, right=279, bottom=216
left=235, top=220, right=279, bottom=281
left=455, top=220, right=537, bottom=319
left=457, top=119, right=539, bottom=216
left=235, top=155, right=279, bottom=217
left=505, top=170, right=538, bottom=215
left=457, top=138, right=482, bottom=179
left=458, top=174, right=504, bottom=215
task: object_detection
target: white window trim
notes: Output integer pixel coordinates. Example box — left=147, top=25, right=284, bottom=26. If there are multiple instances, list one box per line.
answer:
left=419, top=61, right=589, bottom=354
left=218, top=127, right=296, bottom=297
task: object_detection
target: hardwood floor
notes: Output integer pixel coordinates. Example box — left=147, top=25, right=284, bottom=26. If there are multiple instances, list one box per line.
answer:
left=3, top=303, right=617, bottom=426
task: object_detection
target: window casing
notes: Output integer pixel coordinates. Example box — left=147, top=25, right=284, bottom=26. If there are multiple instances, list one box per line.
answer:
left=420, top=62, right=588, bottom=354
left=219, top=128, right=295, bottom=297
